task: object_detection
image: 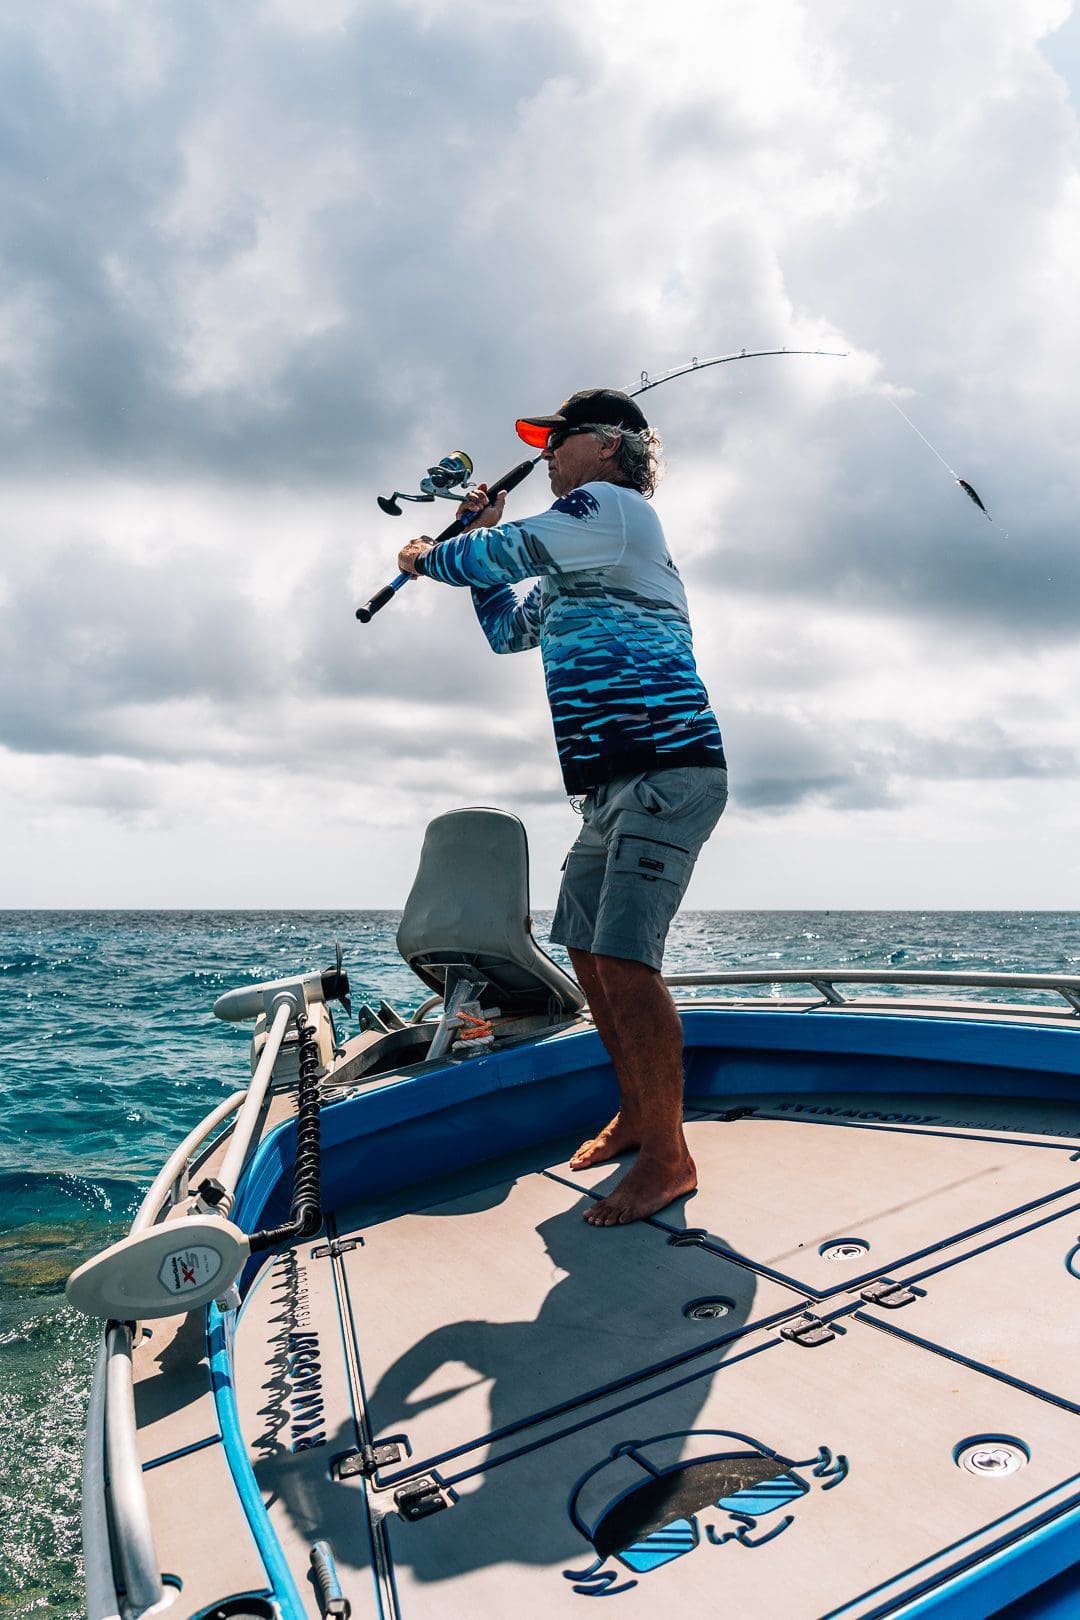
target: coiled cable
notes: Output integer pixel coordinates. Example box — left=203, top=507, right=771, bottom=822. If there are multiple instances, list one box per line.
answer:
left=248, top=1014, right=324, bottom=1253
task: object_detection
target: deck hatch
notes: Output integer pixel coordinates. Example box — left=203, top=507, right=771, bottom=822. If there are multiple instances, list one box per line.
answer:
left=856, top=1201, right=1080, bottom=1412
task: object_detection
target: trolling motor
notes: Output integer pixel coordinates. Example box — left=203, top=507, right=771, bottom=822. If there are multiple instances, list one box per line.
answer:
left=377, top=451, right=475, bottom=515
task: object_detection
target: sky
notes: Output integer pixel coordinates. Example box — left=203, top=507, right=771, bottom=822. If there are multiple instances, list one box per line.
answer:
left=1, top=0, right=1078, bottom=911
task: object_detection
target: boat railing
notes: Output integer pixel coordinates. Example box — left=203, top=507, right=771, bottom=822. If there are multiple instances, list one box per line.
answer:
left=84, top=1088, right=252, bottom=1620
left=662, top=967, right=1080, bottom=1016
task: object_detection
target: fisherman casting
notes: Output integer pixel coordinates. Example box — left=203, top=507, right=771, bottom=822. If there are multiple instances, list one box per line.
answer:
left=396, top=388, right=727, bottom=1225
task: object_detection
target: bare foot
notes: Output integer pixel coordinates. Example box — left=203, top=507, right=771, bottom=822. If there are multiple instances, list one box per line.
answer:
left=569, top=1114, right=640, bottom=1171
left=583, top=1153, right=697, bottom=1226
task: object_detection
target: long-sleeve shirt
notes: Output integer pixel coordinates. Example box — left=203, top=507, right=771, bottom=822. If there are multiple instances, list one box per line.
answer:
left=415, top=480, right=726, bottom=794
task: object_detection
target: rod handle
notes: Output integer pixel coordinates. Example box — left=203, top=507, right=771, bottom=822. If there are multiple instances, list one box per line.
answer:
left=355, top=580, right=404, bottom=623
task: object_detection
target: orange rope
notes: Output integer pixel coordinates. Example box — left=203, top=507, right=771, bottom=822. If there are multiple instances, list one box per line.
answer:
left=454, top=1010, right=494, bottom=1042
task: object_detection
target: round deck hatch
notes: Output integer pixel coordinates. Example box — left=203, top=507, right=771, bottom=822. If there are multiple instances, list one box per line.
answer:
left=820, top=1239, right=869, bottom=1261
left=683, top=1297, right=735, bottom=1321
left=956, top=1438, right=1028, bottom=1477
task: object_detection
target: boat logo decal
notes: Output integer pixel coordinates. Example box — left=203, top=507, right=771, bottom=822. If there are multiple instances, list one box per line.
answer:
left=256, top=1251, right=329, bottom=1455
left=158, top=1245, right=223, bottom=1294
left=287, top=1330, right=328, bottom=1452
left=562, top=1430, right=848, bottom=1596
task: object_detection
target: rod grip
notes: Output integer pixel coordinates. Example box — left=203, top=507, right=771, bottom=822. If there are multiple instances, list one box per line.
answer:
left=355, top=583, right=398, bottom=623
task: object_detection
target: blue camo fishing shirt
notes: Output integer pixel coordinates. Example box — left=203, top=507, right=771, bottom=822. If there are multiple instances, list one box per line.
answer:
left=415, top=480, right=726, bottom=795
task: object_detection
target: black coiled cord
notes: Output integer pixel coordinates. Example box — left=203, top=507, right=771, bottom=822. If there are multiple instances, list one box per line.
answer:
left=248, top=1013, right=324, bottom=1254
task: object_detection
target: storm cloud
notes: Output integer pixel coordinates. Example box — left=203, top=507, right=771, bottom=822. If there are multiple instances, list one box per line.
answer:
left=1, top=0, right=1078, bottom=908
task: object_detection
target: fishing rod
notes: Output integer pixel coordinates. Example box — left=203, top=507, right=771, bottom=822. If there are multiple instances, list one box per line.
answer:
left=624, top=347, right=848, bottom=397
left=356, top=454, right=541, bottom=622
left=354, top=348, right=848, bottom=626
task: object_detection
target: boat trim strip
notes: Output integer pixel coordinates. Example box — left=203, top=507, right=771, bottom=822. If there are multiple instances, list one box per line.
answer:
left=206, top=1302, right=308, bottom=1620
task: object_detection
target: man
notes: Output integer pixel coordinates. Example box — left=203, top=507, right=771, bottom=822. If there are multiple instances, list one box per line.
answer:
left=397, top=388, right=727, bottom=1225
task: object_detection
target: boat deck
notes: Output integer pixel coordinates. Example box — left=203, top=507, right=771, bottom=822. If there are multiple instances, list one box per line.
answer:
left=228, top=1091, right=1080, bottom=1618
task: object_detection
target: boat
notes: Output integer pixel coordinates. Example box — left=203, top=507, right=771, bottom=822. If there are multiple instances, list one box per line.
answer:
left=67, top=808, right=1080, bottom=1620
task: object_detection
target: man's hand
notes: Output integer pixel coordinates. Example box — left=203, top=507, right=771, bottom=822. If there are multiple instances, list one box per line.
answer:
left=398, top=537, right=435, bottom=576
left=456, top=483, right=507, bottom=529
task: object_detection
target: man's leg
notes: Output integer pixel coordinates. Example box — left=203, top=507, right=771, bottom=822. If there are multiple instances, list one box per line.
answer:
left=566, top=948, right=638, bottom=1167
left=568, top=947, right=696, bottom=1226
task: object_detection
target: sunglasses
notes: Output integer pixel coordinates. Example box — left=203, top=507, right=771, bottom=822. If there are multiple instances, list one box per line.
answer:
left=545, top=425, right=596, bottom=453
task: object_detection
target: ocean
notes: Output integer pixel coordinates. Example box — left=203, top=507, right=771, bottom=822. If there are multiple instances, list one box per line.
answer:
left=1, top=908, right=1077, bottom=1617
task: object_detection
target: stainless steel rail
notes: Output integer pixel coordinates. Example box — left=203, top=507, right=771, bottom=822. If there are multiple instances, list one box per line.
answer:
left=84, top=983, right=317, bottom=1617
left=218, top=997, right=293, bottom=1214
left=82, top=1336, right=122, bottom=1620
left=663, top=967, right=1080, bottom=1015
left=134, top=1091, right=247, bottom=1236
left=105, top=1322, right=165, bottom=1617
left=85, top=1078, right=267, bottom=1618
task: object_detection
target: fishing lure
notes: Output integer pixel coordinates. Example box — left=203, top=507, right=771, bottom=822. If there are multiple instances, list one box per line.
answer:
left=884, top=395, right=999, bottom=528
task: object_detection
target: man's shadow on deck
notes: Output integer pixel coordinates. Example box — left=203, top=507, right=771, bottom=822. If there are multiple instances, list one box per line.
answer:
left=366, top=1172, right=756, bottom=1583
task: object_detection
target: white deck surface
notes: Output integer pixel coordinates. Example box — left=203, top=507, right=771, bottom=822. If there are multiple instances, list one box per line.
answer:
left=219, top=1100, right=1080, bottom=1618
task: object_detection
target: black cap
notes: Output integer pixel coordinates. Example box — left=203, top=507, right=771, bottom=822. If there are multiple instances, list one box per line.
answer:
left=516, top=388, right=648, bottom=449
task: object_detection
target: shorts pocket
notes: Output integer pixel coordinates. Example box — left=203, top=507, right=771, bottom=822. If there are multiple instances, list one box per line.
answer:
left=613, top=833, right=693, bottom=891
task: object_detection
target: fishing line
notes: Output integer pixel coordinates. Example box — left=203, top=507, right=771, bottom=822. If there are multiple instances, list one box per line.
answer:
left=884, top=394, right=961, bottom=480
left=882, top=392, right=1003, bottom=532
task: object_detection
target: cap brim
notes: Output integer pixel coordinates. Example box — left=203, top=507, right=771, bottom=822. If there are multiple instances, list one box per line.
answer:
left=515, top=416, right=563, bottom=448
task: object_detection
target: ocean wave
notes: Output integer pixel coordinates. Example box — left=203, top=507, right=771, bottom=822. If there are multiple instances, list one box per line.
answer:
left=0, top=1168, right=143, bottom=1234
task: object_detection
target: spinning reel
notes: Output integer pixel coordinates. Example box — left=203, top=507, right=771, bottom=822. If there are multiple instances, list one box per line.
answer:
left=378, top=451, right=475, bottom=516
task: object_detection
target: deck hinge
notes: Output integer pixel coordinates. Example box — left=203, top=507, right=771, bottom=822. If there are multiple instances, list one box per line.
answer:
left=335, top=1442, right=403, bottom=1480
left=313, top=1237, right=363, bottom=1259
left=780, top=1311, right=837, bottom=1347
left=394, top=1475, right=448, bottom=1521
left=860, top=1278, right=920, bottom=1309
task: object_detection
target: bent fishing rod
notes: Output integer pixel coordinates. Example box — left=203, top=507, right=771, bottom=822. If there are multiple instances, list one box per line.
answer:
left=355, top=348, right=847, bottom=625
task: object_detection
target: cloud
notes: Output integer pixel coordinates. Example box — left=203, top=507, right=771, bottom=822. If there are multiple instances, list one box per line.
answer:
left=0, top=0, right=1078, bottom=906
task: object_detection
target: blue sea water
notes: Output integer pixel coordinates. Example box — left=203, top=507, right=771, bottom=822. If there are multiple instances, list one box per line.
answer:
left=1, top=908, right=1077, bottom=1616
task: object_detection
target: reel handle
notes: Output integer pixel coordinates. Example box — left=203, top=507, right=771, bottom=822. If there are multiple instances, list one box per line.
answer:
left=356, top=456, right=539, bottom=625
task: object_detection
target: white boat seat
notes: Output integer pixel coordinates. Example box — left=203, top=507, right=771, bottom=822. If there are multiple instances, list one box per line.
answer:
left=396, top=807, right=585, bottom=1019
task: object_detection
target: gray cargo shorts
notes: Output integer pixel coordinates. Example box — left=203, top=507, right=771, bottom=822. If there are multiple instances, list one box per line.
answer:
left=549, top=765, right=728, bottom=972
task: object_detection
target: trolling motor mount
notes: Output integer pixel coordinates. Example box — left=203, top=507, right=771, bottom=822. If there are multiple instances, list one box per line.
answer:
left=378, top=451, right=474, bottom=515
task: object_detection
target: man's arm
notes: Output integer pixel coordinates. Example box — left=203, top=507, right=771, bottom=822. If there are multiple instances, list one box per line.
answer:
left=397, top=483, right=627, bottom=592
left=470, top=582, right=542, bottom=654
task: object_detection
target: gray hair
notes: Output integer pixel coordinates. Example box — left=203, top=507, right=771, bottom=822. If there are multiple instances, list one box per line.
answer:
left=590, top=423, right=664, bottom=499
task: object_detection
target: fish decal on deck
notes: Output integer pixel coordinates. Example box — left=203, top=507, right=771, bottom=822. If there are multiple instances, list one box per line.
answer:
left=562, top=1430, right=848, bottom=1596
